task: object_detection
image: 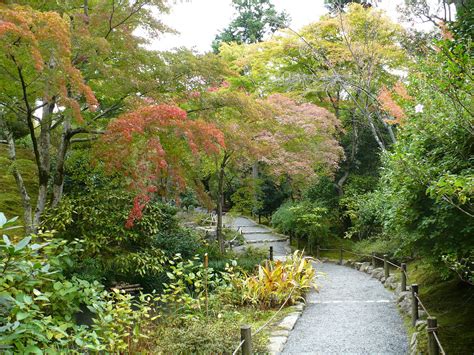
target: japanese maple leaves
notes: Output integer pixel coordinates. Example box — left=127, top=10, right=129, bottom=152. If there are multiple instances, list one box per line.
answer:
left=0, top=5, right=98, bottom=120
left=99, top=104, right=225, bottom=227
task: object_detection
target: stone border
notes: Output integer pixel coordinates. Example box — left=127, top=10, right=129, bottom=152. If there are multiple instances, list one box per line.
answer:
left=246, top=238, right=288, bottom=244
left=320, top=258, right=428, bottom=354
left=267, top=303, right=305, bottom=354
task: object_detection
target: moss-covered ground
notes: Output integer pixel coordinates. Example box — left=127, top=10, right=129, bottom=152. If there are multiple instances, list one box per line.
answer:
left=0, top=145, right=37, bottom=235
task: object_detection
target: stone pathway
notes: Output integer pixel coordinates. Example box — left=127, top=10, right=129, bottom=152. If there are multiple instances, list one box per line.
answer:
left=282, top=262, right=408, bottom=355
left=225, top=216, right=290, bottom=257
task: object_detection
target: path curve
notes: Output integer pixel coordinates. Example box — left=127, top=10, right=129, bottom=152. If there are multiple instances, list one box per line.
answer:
left=226, top=216, right=408, bottom=354
left=282, top=262, right=408, bottom=354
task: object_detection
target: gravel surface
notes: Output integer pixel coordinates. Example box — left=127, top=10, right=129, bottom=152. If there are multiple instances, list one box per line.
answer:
left=282, top=262, right=408, bottom=355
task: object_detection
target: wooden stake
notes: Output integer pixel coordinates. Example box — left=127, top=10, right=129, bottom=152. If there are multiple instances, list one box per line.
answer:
left=411, top=284, right=419, bottom=326
left=241, top=325, right=252, bottom=355
left=204, top=253, right=208, bottom=317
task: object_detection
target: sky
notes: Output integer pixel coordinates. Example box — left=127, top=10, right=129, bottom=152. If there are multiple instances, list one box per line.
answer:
left=145, top=0, right=410, bottom=53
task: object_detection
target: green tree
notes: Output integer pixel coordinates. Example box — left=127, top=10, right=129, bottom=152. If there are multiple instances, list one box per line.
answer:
left=212, top=0, right=290, bottom=53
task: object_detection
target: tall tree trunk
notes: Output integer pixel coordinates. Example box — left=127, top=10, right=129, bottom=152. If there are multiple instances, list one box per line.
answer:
left=367, top=114, right=385, bottom=151
left=33, top=100, right=54, bottom=227
left=216, top=152, right=230, bottom=254
left=2, top=123, right=34, bottom=233
left=381, top=117, right=396, bottom=145
left=52, top=116, right=71, bottom=208
left=252, top=161, right=258, bottom=216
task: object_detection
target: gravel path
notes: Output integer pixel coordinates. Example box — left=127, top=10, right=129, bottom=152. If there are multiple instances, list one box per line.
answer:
left=282, top=262, right=408, bottom=355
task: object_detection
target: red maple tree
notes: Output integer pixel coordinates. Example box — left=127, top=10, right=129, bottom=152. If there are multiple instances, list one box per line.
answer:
left=98, top=104, right=225, bottom=227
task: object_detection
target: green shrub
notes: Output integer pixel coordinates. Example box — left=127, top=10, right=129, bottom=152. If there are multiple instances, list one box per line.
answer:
left=272, top=201, right=331, bottom=247
left=42, top=190, right=202, bottom=289
left=0, top=213, right=153, bottom=352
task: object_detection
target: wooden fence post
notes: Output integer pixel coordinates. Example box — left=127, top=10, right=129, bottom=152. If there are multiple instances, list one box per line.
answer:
left=339, top=248, right=343, bottom=265
left=401, top=263, right=407, bottom=292
left=427, top=317, right=440, bottom=355
left=384, top=254, right=389, bottom=279
left=269, top=246, right=273, bottom=262
left=241, top=325, right=252, bottom=355
left=204, top=253, right=209, bottom=317
left=411, top=284, right=419, bottom=326
left=372, top=252, right=376, bottom=268
left=316, top=244, right=320, bottom=259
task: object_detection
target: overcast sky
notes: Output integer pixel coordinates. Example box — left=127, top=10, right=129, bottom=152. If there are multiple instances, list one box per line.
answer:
left=145, top=0, right=436, bottom=53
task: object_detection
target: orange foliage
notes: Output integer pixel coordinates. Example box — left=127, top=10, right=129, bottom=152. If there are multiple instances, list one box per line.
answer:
left=378, top=86, right=406, bottom=125
left=0, top=5, right=97, bottom=119
left=98, top=104, right=225, bottom=227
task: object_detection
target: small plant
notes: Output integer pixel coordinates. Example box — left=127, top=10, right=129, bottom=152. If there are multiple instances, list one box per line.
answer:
left=236, top=250, right=317, bottom=309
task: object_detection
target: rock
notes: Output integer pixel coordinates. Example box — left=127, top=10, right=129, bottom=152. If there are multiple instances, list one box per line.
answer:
left=268, top=336, right=287, bottom=354
left=415, top=320, right=427, bottom=331
left=398, top=297, right=412, bottom=315
left=367, top=266, right=374, bottom=274
left=384, top=276, right=398, bottom=290
left=354, top=262, right=363, bottom=270
left=409, top=332, right=419, bottom=355
left=271, top=329, right=290, bottom=337
left=397, top=291, right=411, bottom=303
left=386, top=275, right=397, bottom=284
left=371, top=268, right=384, bottom=280
left=293, top=303, right=304, bottom=311
left=360, top=262, right=370, bottom=272
left=278, top=313, right=300, bottom=331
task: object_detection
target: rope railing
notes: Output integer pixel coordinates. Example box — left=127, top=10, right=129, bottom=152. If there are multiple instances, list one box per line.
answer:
left=402, top=269, right=410, bottom=280
left=373, top=255, right=385, bottom=262
left=254, top=285, right=297, bottom=336
left=414, top=293, right=432, bottom=318
left=232, top=340, right=246, bottom=355
left=386, top=260, right=401, bottom=269
left=433, top=331, right=446, bottom=355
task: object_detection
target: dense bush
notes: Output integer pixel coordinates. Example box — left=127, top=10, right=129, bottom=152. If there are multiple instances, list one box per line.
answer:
left=0, top=213, right=154, bottom=352
left=42, top=153, right=204, bottom=288
left=272, top=200, right=332, bottom=247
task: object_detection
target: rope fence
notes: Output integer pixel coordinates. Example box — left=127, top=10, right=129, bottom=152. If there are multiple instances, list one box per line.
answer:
left=232, top=340, right=246, bottom=355
left=314, top=244, right=446, bottom=355
left=386, top=259, right=401, bottom=269
left=433, top=331, right=446, bottom=355
left=414, top=294, right=431, bottom=318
